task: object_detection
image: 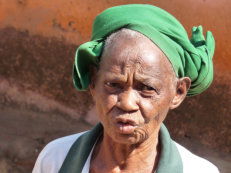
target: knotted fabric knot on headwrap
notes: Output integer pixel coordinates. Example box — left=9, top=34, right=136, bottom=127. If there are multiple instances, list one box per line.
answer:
left=73, top=4, right=215, bottom=96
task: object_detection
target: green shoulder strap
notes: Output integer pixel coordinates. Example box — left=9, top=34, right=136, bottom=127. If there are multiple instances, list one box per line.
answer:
left=156, top=124, right=183, bottom=173
left=58, top=123, right=183, bottom=173
left=58, top=123, right=103, bottom=173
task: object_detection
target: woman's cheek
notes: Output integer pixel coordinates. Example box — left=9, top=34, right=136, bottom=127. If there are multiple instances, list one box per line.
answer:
left=102, top=93, right=118, bottom=113
left=96, top=94, right=118, bottom=130
left=140, top=99, right=158, bottom=119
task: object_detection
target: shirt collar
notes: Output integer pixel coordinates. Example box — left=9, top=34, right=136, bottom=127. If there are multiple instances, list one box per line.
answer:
left=59, top=123, right=183, bottom=173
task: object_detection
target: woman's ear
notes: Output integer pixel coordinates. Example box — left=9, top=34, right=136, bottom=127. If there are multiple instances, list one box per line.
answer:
left=169, top=77, right=191, bottom=110
left=89, top=64, right=98, bottom=97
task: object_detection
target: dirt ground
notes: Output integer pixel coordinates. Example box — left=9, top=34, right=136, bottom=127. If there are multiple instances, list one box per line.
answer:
left=0, top=27, right=230, bottom=173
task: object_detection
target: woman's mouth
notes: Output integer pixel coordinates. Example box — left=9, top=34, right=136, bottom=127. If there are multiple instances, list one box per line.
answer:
left=115, top=118, right=137, bottom=134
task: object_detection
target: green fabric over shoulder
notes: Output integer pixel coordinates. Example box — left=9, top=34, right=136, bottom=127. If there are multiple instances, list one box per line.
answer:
left=58, top=123, right=183, bottom=173
left=73, top=4, right=215, bottom=96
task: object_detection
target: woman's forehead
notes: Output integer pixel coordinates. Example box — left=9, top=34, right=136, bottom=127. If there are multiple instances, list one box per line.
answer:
left=99, top=31, right=174, bottom=78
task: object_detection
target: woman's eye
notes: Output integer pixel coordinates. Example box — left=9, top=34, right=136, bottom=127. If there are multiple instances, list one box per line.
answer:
left=105, top=82, right=119, bottom=88
left=106, top=82, right=117, bottom=87
left=104, top=82, right=121, bottom=93
left=142, top=85, right=155, bottom=91
left=140, top=85, right=157, bottom=97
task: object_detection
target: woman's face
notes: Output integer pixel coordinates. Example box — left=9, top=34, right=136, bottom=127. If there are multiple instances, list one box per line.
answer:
left=90, top=31, right=177, bottom=145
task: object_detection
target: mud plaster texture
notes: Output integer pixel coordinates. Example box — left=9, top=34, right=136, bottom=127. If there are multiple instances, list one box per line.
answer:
left=0, top=27, right=95, bottom=173
left=0, top=26, right=230, bottom=173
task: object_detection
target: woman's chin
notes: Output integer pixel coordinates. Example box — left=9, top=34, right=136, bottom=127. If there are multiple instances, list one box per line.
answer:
left=109, top=129, right=148, bottom=145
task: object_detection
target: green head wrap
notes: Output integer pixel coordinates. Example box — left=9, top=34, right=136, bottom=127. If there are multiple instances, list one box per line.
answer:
left=73, top=4, right=215, bottom=96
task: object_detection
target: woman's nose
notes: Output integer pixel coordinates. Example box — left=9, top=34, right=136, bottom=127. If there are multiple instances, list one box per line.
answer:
left=116, top=89, right=139, bottom=112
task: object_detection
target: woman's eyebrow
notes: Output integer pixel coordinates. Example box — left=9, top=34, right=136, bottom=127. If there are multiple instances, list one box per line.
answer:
left=135, top=73, right=162, bottom=82
left=134, top=73, right=162, bottom=88
left=104, top=73, right=127, bottom=82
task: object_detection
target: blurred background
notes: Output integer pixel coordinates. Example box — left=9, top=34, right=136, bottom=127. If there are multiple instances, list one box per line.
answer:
left=0, top=0, right=230, bottom=172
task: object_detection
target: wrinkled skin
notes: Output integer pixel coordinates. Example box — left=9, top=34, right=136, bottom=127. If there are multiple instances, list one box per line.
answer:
left=89, top=30, right=191, bottom=173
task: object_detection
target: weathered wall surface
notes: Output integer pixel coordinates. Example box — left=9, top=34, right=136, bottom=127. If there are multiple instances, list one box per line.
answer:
left=0, top=0, right=230, bottom=172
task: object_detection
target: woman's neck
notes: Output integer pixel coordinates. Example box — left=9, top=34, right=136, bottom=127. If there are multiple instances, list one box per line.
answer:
left=90, top=128, right=161, bottom=173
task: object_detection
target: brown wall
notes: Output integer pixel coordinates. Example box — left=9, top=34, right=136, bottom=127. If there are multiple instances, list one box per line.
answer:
left=0, top=0, right=230, bottom=172
left=1, top=0, right=231, bottom=72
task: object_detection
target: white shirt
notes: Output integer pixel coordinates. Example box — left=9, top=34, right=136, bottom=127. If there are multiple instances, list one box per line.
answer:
left=32, top=131, right=219, bottom=173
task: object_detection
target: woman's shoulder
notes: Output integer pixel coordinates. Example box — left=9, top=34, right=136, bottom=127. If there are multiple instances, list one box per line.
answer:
left=174, top=142, right=219, bottom=173
left=32, top=131, right=88, bottom=173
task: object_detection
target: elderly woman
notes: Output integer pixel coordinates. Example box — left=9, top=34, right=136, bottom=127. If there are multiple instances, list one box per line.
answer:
left=33, top=4, right=219, bottom=173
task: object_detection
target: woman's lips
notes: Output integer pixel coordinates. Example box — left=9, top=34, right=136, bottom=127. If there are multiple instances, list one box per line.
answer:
left=115, top=118, right=137, bottom=134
